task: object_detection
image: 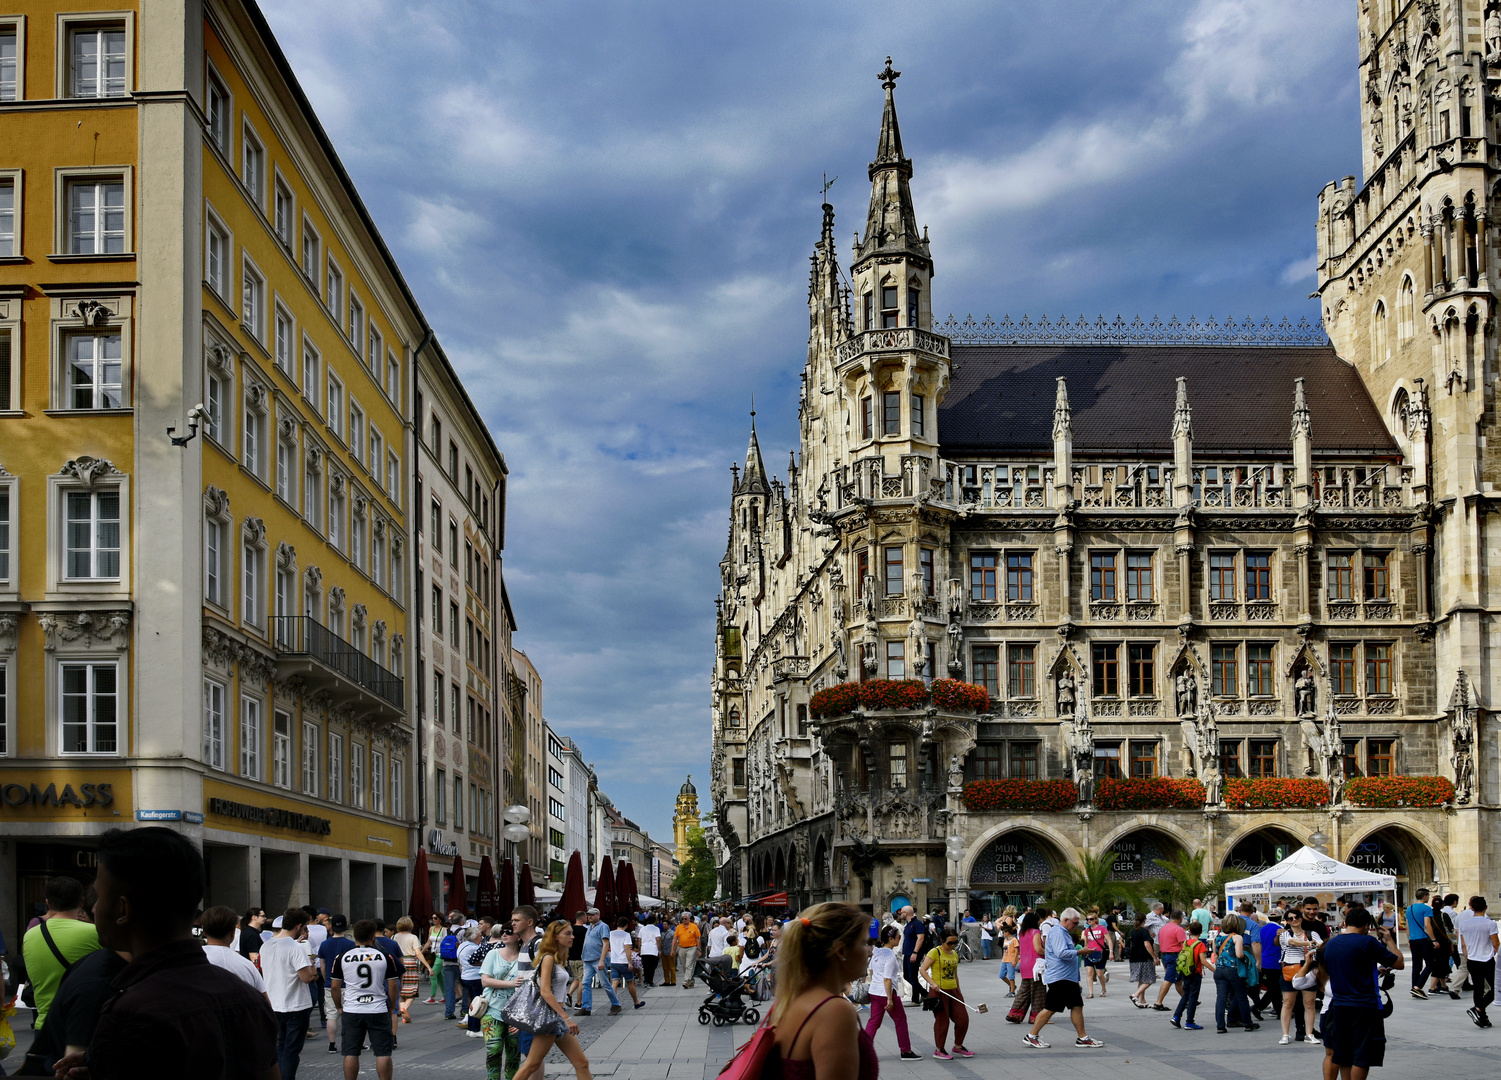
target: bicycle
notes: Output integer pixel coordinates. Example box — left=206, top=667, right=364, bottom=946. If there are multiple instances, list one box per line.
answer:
left=956, top=937, right=973, bottom=963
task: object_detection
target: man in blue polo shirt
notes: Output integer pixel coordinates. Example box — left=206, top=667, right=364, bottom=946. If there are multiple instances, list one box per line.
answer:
left=577, top=907, right=621, bottom=1016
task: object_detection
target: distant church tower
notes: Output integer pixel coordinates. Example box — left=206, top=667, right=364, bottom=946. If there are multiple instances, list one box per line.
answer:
left=673, top=775, right=699, bottom=864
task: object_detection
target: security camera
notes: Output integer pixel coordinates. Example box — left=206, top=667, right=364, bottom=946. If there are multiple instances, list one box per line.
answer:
left=188, top=403, right=207, bottom=421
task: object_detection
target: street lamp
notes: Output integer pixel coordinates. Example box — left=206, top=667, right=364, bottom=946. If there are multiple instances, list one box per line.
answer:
left=1309, top=828, right=1329, bottom=853
left=503, top=805, right=532, bottom=907
left=945, top=835, right=965, bottom=919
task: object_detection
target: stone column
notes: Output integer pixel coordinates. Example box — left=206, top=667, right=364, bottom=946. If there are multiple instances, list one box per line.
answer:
left=1477, top=210, right=1489, bottom=281
left=1421, top=217, right=1435, bottom=297
left=1455, top=211, right=1471, bottom=287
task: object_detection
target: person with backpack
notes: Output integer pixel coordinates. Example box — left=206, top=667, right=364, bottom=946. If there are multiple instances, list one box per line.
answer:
left=439, top=916, right=465, bottom=1020
left=19, top=876, right=100, bottom=1051
left=1209, top=913, right=1259, bottom=1033
left=1169, top=921, right=1209, bottom=1029
left=763, top=905, right=875, bottom=1080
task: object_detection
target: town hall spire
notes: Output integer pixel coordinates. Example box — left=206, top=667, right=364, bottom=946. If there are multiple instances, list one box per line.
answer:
left=855, top=57, right=930, bottom=274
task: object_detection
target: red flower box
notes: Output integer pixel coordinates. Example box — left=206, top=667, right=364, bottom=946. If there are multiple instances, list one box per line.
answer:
left=1224, top=777, right=1330, bottom=810
left=1346, top=775, right=1455, bottom=808
left=857, top=679, right=929, bottom=712
left=1095, top=777, right=1206, bottom=811
left=930, top=678, right=991, bottom=713
left=808, top=682, right=862, bottom=719
left=963, top=779, right=1076, bottom=813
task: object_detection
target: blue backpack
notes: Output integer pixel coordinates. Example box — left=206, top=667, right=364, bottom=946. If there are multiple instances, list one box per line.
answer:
left=439, top=931, right=460, bottom=962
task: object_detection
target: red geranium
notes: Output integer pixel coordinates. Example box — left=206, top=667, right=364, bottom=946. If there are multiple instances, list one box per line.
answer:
left=1346, top=776, right=1455, bottom=808
left=1223, top=777, right=1329, bottom=810
left=963, top=779, right=1076, bottom=813
left=857, top=679, right=929, bottom=712
left=1095, top=777, right=1206, bottom=811
left=930, top=678, right=991, bottom=713
left=808, top=682, right=862, bottom=719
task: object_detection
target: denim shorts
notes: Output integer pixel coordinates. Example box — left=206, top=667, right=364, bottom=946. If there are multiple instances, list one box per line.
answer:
left=999, top=962, right=1018, bottom=980
left=611, top=962, right=636, bottom=983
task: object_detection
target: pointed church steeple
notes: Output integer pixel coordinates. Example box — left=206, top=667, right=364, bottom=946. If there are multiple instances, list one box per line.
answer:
left=855, top=58, right=931, bottom=273
left=738, top=407, right=769, bottom=496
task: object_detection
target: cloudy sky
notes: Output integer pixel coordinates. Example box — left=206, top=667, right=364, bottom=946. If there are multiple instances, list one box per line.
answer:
left=260, top=0, right=1361, bottom=844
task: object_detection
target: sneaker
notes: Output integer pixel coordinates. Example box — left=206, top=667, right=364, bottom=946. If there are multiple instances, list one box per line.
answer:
left=1216, top=1027, right=1228, bottom=1034
left=634, top=1002, right=646, bottom=1009
left=454, top=1021, right=469, bottom=1028
left=1279, top=1034, right=1293, bottom=1045
left=1469, top=1007, right=1483, bottom=1027
left=1184, top=1023, right=1204, bottom=1030
left=1411, top=987, right=1428, bottom=1000
left=1005, top=991, right=1015, bottom=997
left=1450, top=990, right=1462, bottom=1000
left=575, top=1009, right=591, bottom=1016
left=1244, top=1023, right=1260, bottom=1032
left=1168, top=1017, right=1181, bottom=1029
left=900, top=1051, right=923, bottom=1060
left=328, top=1044, right=338, bottom=1055
left=609, top=1006, right=623, bottom=1015
left=1074, top=1036, right=1104, bottom=1048
left=1100, top=971, right=1110, bottom=984
left=1304, top=1035, right=1320, bottom=1044
left=1022, top=1034, right=1049, bottom=1049
left=466, top=1030, right=484, bottom=1039
left=952, top=1047, right=974, bottom=1058
left=933, top=1050, right=953, bottom=1060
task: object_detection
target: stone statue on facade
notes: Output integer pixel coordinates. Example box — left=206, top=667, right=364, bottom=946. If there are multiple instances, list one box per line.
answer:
left=1323, top=700, right=1345, bottom=804
left=832, top=628, right=849, bottom=680
left=1487, top=7, right=1501, bottom=63
left=908, top=618, right=926, bottom=676
left=1056, top=669, right=1077, bottom=718
left=861, top=574, right=878, bottom=622
left=948, top=754, right=965, bottom=791
left=946, top=621, right=964, bottom=674
left=1175, top=672, right=1197, bottom=717
left=1066, top=702, right=1094, bottom=807
left=1198, top=700, right=1223, bottom=808
left=1295, top=669, right=1317, bottom=717
left=1451, top=670, right=1476, bottom=805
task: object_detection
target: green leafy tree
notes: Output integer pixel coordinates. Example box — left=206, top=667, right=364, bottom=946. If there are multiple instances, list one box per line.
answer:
left=1045, top=850, right=1145, bottom=915
left=672, top=824, right=719, bottom=905
left=1148, top=849, right=1246, bottom=912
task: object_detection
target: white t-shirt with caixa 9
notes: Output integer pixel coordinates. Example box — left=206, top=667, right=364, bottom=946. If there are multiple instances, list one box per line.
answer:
left=332, top=944, right=397, bottom=1014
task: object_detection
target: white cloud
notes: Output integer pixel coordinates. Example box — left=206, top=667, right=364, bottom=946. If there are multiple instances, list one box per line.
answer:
left=1281, top=252, right=1318, bottom=284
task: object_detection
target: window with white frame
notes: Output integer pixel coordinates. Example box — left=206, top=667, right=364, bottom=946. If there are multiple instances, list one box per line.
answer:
left=273, top=302, right=294, bottom=373
left=243, top=383, right=267, bottom=481
left=370, top=750, right=384, bottom=813
left=69, top=177, right=125, bottom=254
left=0, top=26, right=17, bottom=102
left=205, top=215, right=229, bottom=296
left=273, top=177, right=293, bottom=247
left=386, top=351, right=401, bottom=408
left=0, top=327, right=11, bottom=412
left=302, top=340, right=320, bottom=411
left=275, top=422, right=296, bottom=504
left=348, top=292, right=363, bottom=352
left=368, top=426, right=383, bottom=479
left=351, top=742, right=365, bottom=807
left=204, top=357, right=226, bottom=444
left=301, top=720, right=318, bottom=795
left=272, top=709, right=291, bottom=789
left=274, top=564, right=295, bottom=627
left=371, top=523, right=385, bottom=586
left=390, top=757, right=403, bottom=818
left=368, top=325, right=383, bottom=375
left=60, top=662, right=117, bottom=754
left=242, top=525, right=264, bottom=626
left=0, top=481, right=12, bottom=583
left=241, top=257, right=264, bottom=340
left=64, top=330, right=123, bottom=410
left=204, top=66, right=230, bottom=152
left=64, top=490, right=120, bottom=579
left=204, top=512, right=227, bottom=608
left=328, top=478, right=344, bottom=550
left=303, top=448, right=321, bottom=528
left=349, top=402, right=364, bottom=465
left=70, top=25, right=126, bottom=98
left=203, top=679, right=226, bottom=769
left=391, top=541, right=404, bottom=602
left=0, top=175, right=15, bottom=256
left=326, top=375, right=343, bottom=440
left=241, top=123, right=265, bottom=207
left=351, top=500, right=366, bottom=571
left=328, top=731, right=343, bottom=802
left=326, top=259, right=343, bottom=321
left=240, top=696, right=261, bottom=779
left=301, top=217, right=319, bottom=279
left=386, top=452, right=399, bottom=505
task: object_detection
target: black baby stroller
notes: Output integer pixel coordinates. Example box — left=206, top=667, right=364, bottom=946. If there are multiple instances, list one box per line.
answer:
left=695, top=959, right=761, bottom=1026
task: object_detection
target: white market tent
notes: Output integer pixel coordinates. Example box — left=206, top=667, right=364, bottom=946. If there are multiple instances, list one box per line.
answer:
left=1225, top=845, right=1396, bottom=909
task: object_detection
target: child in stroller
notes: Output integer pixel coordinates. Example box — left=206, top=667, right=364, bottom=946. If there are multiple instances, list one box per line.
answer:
left=695, top=959, right=761, bottom=1026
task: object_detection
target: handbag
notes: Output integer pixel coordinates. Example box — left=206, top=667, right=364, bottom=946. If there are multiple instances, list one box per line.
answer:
left=849, top=979, right=870, bottom=1005
left=716, top=1019, right=779, bottom=1080
left=500, top=966, right=567, bottom=1036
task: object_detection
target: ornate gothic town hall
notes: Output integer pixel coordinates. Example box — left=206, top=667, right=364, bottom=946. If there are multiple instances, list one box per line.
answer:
left=708, top=10, right=1501, bottom=915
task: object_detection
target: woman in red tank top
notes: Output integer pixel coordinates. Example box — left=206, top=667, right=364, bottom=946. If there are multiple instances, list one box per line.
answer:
left=769, top=903, right=879, bottom=1080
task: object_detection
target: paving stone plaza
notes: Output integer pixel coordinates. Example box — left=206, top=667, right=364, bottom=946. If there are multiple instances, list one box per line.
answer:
left=291, top=952, right=1501, bottom=1080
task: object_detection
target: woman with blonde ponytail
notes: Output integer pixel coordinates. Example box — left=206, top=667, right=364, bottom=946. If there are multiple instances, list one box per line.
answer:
left=768, top=903, right=878, bottom=1080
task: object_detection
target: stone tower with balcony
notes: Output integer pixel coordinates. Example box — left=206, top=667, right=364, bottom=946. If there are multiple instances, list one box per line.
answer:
left=1316, top=0, right=1501, bottom=885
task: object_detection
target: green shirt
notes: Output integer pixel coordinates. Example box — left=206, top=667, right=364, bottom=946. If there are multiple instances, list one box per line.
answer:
left=22, top=917, right=101, bottom=1029
left=1189, top=908, right=1213, bottom=937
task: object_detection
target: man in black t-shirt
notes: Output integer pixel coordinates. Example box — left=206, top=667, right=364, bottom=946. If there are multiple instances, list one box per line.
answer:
left=24, top=948, right=129, bottom=1073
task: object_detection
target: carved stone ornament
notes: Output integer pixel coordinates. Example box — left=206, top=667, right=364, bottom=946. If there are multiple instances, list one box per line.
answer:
left=278, top=417, right=297, bottom=444
left=38, top=609, right=132, bottom=652
left=275, top=674, right=307, bottom=702
left=0, top=614, right=20, bottom=651
left=328, top=585, right=346, bottom=614
left=353, top=496, right=368, bottom=519
left=306, top=446, right=322, bottom=472
left=246, top=381, right=267, bottom=409
left=1450, top=670, right=1477, bottom=806
left=243, top=516, right=267, bottom=547
left=203, top=485, right=231, bottom=520
left=390, top=535, right=403, bottom=558
left=76, top=299, right=112, bottom=327
left=237, top=646, right=278, bottom=688
left=275, top=541, right=297, bottom=572
left=60, top=456, right=119, bottom=489
left=307, top=689, right=335, bottom=715
left=351, top=603, right=368, bottom=629
left=303, top=565, right=322, bottom=593
left=372, top=619, right=387, bottom=644
left=206, top=343, right=234, bottom=373
left=203, top=626, right=237, bottom=667
left=329, top=472, right=345, bottom=498
left=372, top=518, right=386, bottom=541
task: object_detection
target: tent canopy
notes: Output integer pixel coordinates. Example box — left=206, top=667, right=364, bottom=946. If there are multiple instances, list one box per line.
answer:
left=1225, top=845, right=1396, bottom=899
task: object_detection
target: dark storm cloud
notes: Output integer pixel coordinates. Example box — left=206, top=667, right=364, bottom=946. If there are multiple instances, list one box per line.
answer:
left=259, top=0, right=1358, bottom=842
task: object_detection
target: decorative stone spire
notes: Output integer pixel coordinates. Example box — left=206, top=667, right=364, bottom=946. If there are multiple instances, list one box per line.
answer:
left=1052, top=377, right=1073, bottom=505
left=1291, top=376, right=1312, bottom=441
left=1052, top=376, right=1072, bottom=440
left=1292, top=377, right=1314, bottom=508
left=1172, top=376, right=1193, bottom=440
left=738, top=408, right=769, bottom=496
left=855, top=57, right=930, bottom=271
left=1172, top=377, right=1194, bottom=509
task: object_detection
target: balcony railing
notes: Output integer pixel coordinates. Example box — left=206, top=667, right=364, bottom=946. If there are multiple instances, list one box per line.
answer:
left=272, top=616, right=404, bottom=709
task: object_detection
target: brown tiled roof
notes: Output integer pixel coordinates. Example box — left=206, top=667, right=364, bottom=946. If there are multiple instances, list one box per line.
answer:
left=938, top=345, right=1399, bottom=457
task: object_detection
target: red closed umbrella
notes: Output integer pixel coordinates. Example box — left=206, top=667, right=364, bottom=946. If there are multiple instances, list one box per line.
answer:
left=596, top=857, right=617, bottom=922
left=558, top=851, right=588, bottom=922
left=446, top=852, right=467, bottom=917
left=476, top=855, right=500, bottom=919
left=619, top=861, right=640, bottom=917
left=499, top=858, right=515, bottom=916
left=519, top=861, right=537, bottom=907
left=409, top=848, right=434, bottom=923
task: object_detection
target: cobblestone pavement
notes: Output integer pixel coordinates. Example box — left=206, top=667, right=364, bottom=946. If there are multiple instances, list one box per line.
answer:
left=292, top=959, right=1501, bottom=1079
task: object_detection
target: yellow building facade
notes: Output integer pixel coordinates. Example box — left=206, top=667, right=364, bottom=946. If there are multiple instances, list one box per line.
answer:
left=0, top=0, right=473, bottom=933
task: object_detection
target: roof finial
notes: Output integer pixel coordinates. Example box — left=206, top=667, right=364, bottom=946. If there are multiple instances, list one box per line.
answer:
left=822, top=171, right=838, bottom=202
left=879, top=56, right=900, bottom=90
left=750, top=394, right=756, bottom=429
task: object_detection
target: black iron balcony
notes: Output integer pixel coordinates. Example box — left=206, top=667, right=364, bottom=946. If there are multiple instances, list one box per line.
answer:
left=272, top=616, right=404, bottom=711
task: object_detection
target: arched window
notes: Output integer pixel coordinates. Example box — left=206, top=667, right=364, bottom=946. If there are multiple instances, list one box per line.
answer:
left=1390, top=387, right=1410, bottom=441
left=1398, top=276, right=1415, bottom=340
left=1371, top=300, right=1389, bottom=366
left=727, top=706, right=741, bottom=727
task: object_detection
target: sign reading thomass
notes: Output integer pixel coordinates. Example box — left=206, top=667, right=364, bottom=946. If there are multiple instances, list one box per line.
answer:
left=208, top=797, right=332, bottom=836
left=1, top=781, right=115, bottom=808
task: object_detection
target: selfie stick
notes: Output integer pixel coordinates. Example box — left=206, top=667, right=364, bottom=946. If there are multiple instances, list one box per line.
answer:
left=925, top=983, right=988, bottom=1014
